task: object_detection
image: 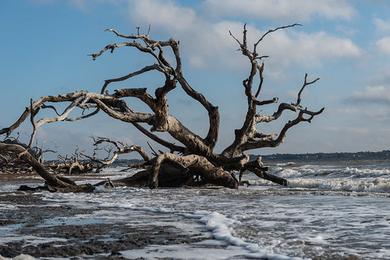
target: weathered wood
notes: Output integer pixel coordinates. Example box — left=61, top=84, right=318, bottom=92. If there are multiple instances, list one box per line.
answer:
left=0, top=141, right=95, bottom=192
left=0, top=24, right=324, bottom=190
left=150, top=153, right=238, bottom=189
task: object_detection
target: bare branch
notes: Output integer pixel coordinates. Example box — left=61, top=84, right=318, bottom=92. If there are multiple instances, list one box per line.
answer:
left=92, top=98, right=153, bottom=123
left=253, top=97, right=278, bottom=106
left=131, top=122, right=186, bottom=153
left=0, top=141, right=77, bottom=188
left=229, top=30, right=242, bottom=46
left=90, top=41, right=156, bottom=61
left=147, top=141, right=159, bottom=157
left=89, top=137, right=150, bottom=166
left=100, top=64, right=162, bottom=94
left=27, top=99, right=37, bottom=148
left=254, top=23, right=302, bottom=53
left=241, top=107, right=325, bottom=151
left=36, top=96, right=86, bottom=127
left=295, top=73, right=320, bottom=106
left=41, top=104, right=61, bottom=116
left=254, top=63, right=265, bottom=98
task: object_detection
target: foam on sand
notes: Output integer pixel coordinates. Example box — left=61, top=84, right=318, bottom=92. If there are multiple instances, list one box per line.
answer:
left=178, top=210, right=299, bottom=259
left=0, top=254, right=36, bottom=260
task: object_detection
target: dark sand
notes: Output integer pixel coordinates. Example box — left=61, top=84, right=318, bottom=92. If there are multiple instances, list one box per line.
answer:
left=0, top=172, right=208, bottom=259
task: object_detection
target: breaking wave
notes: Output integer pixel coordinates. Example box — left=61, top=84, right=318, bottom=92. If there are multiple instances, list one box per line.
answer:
left=287, top=177, right=390, bottom=193
left=271, top=165, right=390, bottom=179
left=246, top=164, right=390, bottom=193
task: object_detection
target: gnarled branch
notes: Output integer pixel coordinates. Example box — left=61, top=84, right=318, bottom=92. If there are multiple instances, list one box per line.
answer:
left=1, top=24, right=325, bottom=190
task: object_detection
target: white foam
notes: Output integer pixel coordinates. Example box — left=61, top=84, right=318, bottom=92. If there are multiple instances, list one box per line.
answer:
left=343, top=167, right=390, bottom=177
left=0, top=235, right=67, bottom=246
left=120, top=243, right=298, bottom=260
left=0, top=204, right=18, bottom=210
left=0, top=224, right=23, bottom=238
left=177, top=211, right=298, bottom=259
left=0, top=254, right=36, bottom=260
left=276, top=162, right=296, bottom=167
left=34, top=167, right=390, bottom=259
left=288, top=177, right=390, bottom=193
left=64, top=193, right=297, bottom=259
left=120, top=244, right=247, bottom=260
left=199, top=212, right=245, bottom=246
left=274, top=168, right=302, bottom=178
left=274, top=165, right=390, bottom=179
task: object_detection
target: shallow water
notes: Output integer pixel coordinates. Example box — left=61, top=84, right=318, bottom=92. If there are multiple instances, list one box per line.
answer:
left=1, top=160, right=390, bottom=259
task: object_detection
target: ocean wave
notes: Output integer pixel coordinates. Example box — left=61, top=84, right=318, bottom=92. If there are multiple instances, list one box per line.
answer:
left=287, top=177, right=390, bottom=193
left=271, top=165, right=390, bottom=179
left=343, top=167, right=390, bottom=177
left=187, top=211, right=298, bottom=259
left=84, top=196, right=298, bottom=259
left=272, top=168, right=303, bottom=178
left=275, top=162, right=296, bottom=167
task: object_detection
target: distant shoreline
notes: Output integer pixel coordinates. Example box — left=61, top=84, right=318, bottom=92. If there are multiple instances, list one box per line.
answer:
left=100, top=150, right=390, bottom=166
left=258, top=150, right=390, bottom=162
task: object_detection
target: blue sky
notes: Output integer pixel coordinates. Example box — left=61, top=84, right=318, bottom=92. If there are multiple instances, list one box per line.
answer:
left=1, top=0, right=390, bottom=155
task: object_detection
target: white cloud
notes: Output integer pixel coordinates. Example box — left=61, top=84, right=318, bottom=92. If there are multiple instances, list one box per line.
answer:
left=371, top=69, right=390, bottom=85
left=130, top=0, right=197, bottom=32
left=128, top=0, right=361, bottom=71
left=69, top=0, right=85, bottom=9
left=373, top=17, right=390, bottom=32
left=256, top=29, right=361, bottom=66
left=337, top=106, right=390, bottom=122
left=335, top=25, right=357, bottom=37
left=376, top=37, right=390, bottom=55
left=348, top=85, right=390, bottom=105
left=203, top=0, right=355, bottom=21
left=35, top=0, right=362, bottom=70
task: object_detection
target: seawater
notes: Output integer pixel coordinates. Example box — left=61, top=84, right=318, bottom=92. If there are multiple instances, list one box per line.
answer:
left=1, top=159, right=390, bottom=259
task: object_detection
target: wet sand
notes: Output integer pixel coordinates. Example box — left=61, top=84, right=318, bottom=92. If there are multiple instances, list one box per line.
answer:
left=0, top=172, right=208, bottom=259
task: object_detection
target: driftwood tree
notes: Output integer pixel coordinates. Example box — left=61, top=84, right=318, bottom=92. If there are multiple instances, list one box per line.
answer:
left=0, top=24, right=324, bottom=191
left=42, top=137, right=149, bottom=175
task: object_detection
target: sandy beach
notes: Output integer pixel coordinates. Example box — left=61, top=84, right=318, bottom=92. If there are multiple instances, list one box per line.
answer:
left=0, top=172, right=211, bottom=259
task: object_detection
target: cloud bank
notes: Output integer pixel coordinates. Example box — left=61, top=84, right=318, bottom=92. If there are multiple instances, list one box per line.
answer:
left=203, top=0, right=356, bottom=21
left=348, top=85, right=390, bottom=106
left=128, top=0, right=361, bottom=71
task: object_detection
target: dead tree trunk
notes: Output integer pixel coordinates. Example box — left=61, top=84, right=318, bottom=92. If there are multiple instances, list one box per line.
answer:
left=44, top=137, right=150, bottom=174
left=0, top=142, right=94, bottom=192
left=0, top=24, right=324, bottom=191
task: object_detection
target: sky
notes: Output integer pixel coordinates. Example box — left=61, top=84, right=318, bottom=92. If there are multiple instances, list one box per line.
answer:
left=1, top=0, right=390, bottom=156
